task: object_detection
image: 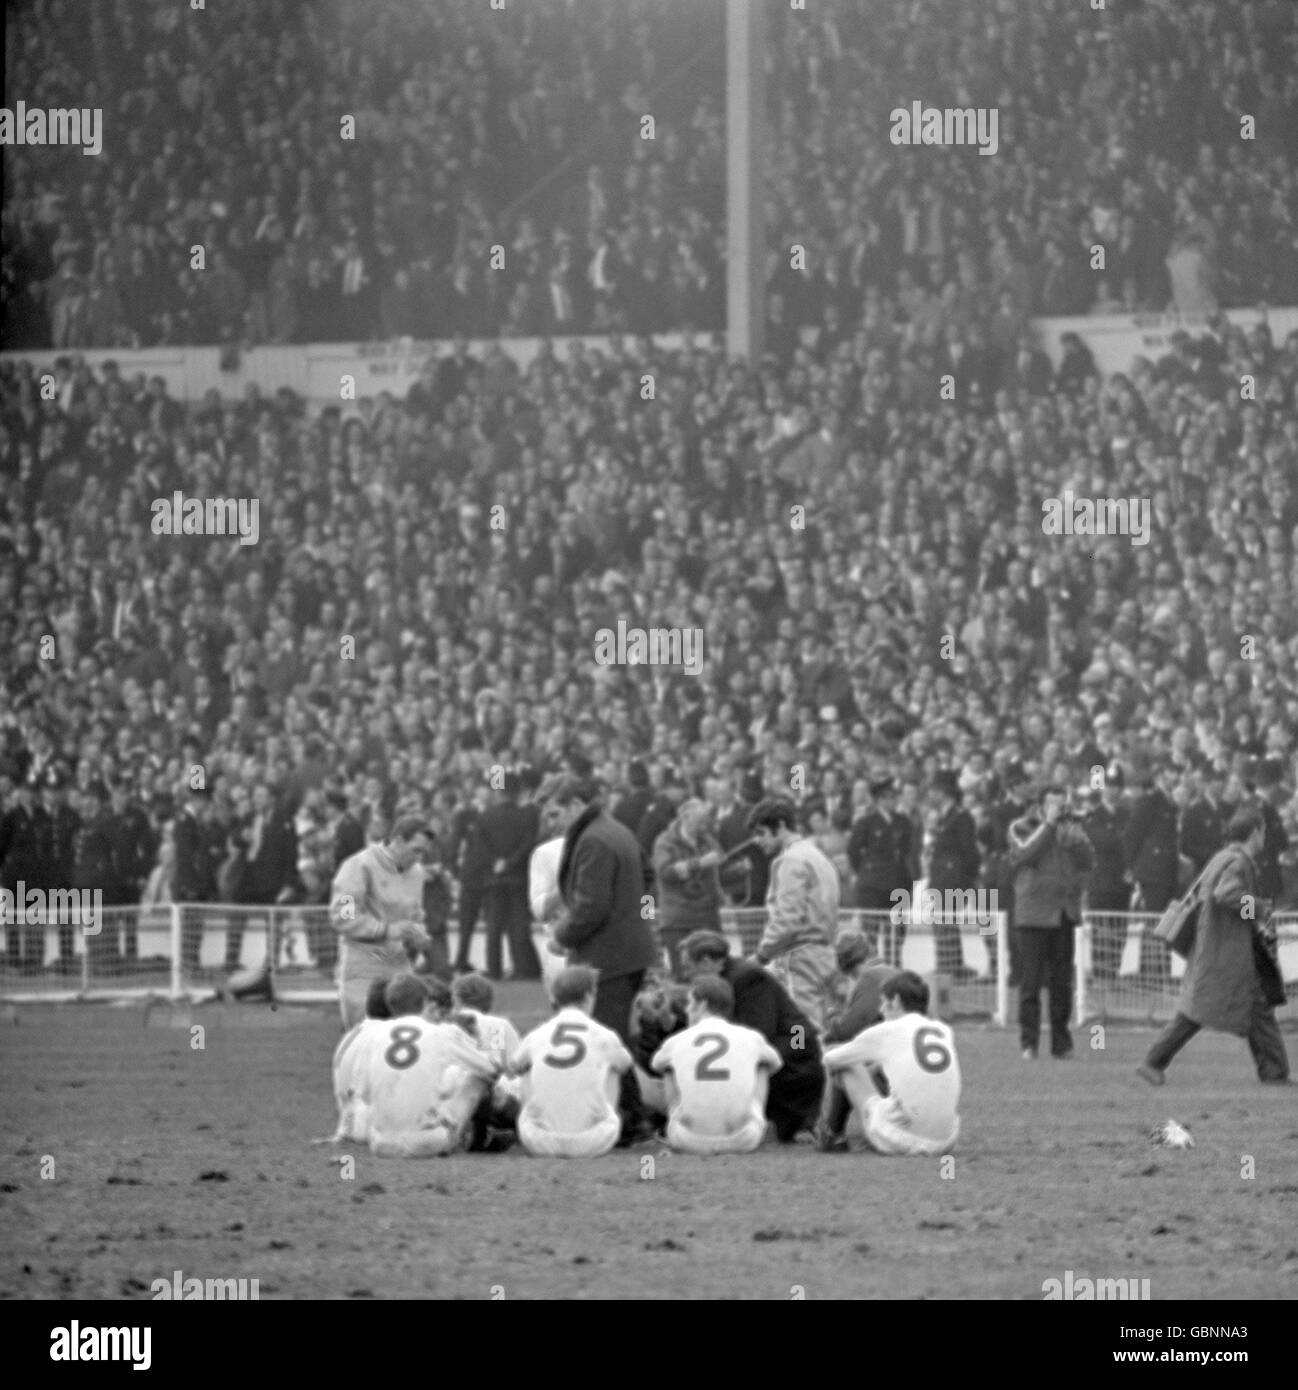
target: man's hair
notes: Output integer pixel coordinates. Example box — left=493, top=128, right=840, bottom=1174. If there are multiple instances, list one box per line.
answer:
left=452, top=972, right=494, bottom=1012
left=388, top=815, right=435, bottom=844
left=365, top=977, right=393, bottom=1019
left=423, top=976, right=453, bottom=1016
left=1226, top=805, right=1265, bottom=843
left=682, top=929, right=731, bottom=964
left=537, top=772, right=596, bottom=806
left=690, top=975, right=735, bottom=1019
left=384, top=973, right=431, bottom=1017
left=882, top=970, right=930, bottom=1015
left=834, top=929, right=872, bottom=973
left=552, top=964, right=600, bottom=1007
left=745, top=797, right=798, bottom=834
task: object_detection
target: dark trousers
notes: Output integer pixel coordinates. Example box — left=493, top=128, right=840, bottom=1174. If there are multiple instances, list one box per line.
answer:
left=1017, top=923, right=1075, bottom=1055
left=1087, top=890, right=1128, bottom=978
left=593, top=969, right=648, bottom=1138
left=1137, top=881, right=1175, bottom=981
left=1146, top=1001, right=1290, bottom=1081
left=454, top=880, right=487, bottom=970
left=413, top=926, right=451, bottom=982
left=484, top=883, right=540, bottom=980
left=768, top=1059, right=827, bottom=1142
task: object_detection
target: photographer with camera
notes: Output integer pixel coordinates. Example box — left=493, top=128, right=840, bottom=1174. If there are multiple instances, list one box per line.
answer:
left=1008, top=783, right=1094, bottom=1060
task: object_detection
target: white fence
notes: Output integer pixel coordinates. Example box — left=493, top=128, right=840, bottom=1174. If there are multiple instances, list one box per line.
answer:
left=3, top=905, right=1295, bottom=1030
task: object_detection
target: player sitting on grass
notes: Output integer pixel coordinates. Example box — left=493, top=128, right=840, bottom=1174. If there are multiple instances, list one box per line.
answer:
left=681, top=930, right=825, bottom=1143
left=320, top=974, right=412, bottom=1143
left=451, top=973, right=522, bottom=1067
left=451, top=972, right=523, bottom=1150
left=651, top=976, right=782, bottom=1154
left=815, top=932, right=901, bottom=1148
left=821, top=971, right=961, bottom=1156
left=355, top=972, right=501, bottom=1158
left=511, top=965, right=633, bottom=1157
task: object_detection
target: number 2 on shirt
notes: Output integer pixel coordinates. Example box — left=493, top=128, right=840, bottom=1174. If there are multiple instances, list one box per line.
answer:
left=693, top=1032, right=731, bottom=1081
left=543, top=1020, right=588, bottom=1069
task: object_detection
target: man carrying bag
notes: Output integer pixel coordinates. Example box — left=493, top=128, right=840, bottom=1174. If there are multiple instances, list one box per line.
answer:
left=1138, top=807, right=1290, bottom=1086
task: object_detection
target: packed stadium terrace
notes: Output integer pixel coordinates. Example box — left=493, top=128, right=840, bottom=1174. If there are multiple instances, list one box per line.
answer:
left=3, top=0, right=1298, bottom=914
left=2, top=307, right=1298, bottom=908
left=4, top=0, right=1298, bottom=350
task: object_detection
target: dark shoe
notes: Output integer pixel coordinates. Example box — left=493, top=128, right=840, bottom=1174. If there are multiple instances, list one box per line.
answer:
left=615, top=1119, right=658, bottom=1149
left=1136, top=1063, right=1165, bottom=1087
left=1052, top=1047, right=1074, bottom=1060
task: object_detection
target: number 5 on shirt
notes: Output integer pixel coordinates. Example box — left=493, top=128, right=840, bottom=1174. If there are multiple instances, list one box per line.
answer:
left=544, top=1020, right=588, bottom=1069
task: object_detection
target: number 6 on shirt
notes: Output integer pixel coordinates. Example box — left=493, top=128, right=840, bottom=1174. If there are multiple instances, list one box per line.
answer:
left=913, top=1025, right=951, bottom=1073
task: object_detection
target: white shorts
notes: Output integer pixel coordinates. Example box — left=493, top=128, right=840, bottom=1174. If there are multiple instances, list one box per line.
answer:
left=518, top=1111, right=620, bottom=1158
left=665, top=1111, right=766, bottom=1155
left=861, top=1095, right=959, bottom=1157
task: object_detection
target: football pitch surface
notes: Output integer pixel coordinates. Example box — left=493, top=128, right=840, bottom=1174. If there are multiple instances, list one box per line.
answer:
left=2, top=989, right=1295, bottom=1301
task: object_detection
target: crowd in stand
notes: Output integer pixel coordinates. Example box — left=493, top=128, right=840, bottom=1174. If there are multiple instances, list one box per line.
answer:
left=4, top=0, right=1298, bottom=979
left=5, top=0, right=1298, bottom=350
left=3, top=299, right=1298, bottom=972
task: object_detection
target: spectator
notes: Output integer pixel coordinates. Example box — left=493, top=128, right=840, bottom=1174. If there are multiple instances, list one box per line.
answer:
left=651, top=797, right=726, bottom=980
left=1138, top=807, right=1289, bottom=1086
left=1008, top=784, right=1094, bottom=1062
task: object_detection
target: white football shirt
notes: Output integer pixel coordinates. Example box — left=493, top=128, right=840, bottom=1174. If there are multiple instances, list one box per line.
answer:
left=651, top=1016, right=782, bottom=1137
left=458, top=1008, right=522, bottom=1072
left=823, top=1013, right=961, bottom=1144
left=361, top=1016, right=499, bottom=1139
left=513, top=1007, right=631, bottom=1134
left=332, top=1018, right=390, bottom=1139
left=528, top=837, right=564, bottom=922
